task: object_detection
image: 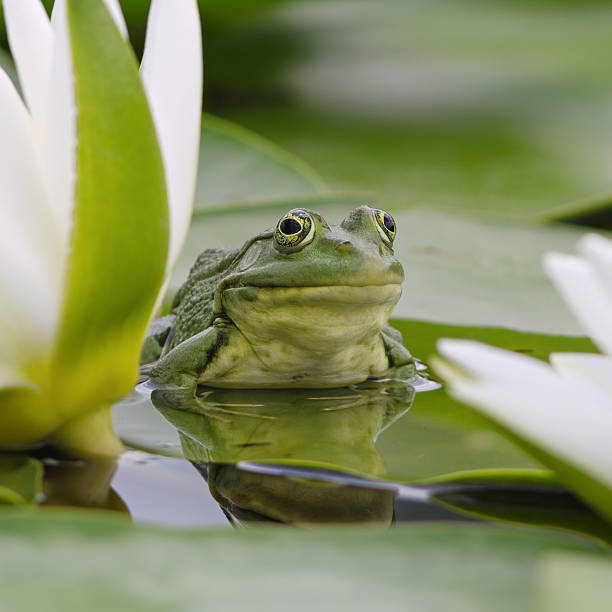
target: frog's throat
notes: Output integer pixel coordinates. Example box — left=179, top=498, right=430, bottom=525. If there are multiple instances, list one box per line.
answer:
left=213, top=281, right=401, bottom=315
left=220, top=284, right=402, bottom=345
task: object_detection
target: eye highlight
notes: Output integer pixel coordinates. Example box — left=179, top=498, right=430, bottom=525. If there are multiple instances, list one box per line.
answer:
left=374, top=209, right=396, bottom=244
left=274, top=209, right=316, bottom=252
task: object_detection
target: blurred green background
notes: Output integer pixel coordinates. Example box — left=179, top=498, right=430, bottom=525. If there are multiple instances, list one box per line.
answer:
left=3, top=0, right=612, bottom=334
left=4, top=0, right=612, bottom=220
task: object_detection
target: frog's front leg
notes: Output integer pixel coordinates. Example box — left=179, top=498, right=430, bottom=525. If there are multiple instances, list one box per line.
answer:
left=148, top=326, right=227, bottom=397
left=381, top=324, right=415, bottom=381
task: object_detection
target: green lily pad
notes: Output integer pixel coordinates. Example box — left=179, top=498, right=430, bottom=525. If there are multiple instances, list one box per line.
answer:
left=0, top=456, right=43, bottom=505
left=533, top=552, right=612, bottom=612
left=0, top=510, right=606, bottom=611
left=211, top=0, right=612, bottom=220
left=195, top=114, right=326, bottom=210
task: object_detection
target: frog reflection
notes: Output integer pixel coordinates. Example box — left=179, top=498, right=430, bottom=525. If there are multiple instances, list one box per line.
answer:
left=151, top=381, right=414, bottom=526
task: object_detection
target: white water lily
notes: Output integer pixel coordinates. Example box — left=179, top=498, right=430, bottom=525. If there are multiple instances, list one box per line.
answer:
left=436, top=233, right=612, bottom=521
left=0, top=0, right=202, bottom=457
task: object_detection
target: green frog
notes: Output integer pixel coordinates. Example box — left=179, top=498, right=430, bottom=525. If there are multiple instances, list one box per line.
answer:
left=141, top=205, right=415, bottom=392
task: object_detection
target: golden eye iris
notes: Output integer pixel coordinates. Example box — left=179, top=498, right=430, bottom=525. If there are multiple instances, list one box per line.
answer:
left=374, top=209, right=396, bottom=244
left=275, top=209, right=315, bottom=252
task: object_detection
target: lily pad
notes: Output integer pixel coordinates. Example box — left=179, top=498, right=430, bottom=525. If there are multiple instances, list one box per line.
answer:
left=195, top=114, right=326, bottom=210
left=0, top=510, right=606, bottom=611
left=533, top=552, right=612, bottom=612
left=205, top=0, right=612, bottom=221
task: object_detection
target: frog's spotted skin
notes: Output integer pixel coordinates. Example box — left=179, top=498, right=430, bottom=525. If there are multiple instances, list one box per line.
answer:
left=142, top=205, right=415, bottom=391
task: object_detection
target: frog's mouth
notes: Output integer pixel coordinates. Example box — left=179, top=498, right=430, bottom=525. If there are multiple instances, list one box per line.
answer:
left=223, top=283, right=402, bottom=307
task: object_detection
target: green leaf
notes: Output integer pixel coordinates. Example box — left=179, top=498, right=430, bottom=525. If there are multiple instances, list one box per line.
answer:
left=213, top=1, right=612, bottom=220
left=0, top=456, right=42, bottom=505
left=392, top=320, right=597, bottom=369
left=0, top=510, right=605, bottom=611
left=421, top=469, right=612, bottom=544
left=533, top=552, right=612, bottom=612
left=195, top=114, right=326, bottom=210
left=52, top=0, right=168, bottom=420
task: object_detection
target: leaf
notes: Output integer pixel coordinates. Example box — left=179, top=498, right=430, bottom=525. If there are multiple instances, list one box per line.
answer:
left=392, top=320, right=597, bottom=369
left=421, top=469, right=612, bottom=544
left=195, top=114, right=326, bottom=210
left=212, top=0, right=612, bottom=220
left=51, top=0, right=168, bottom=416
left=533, top=552, right=612, bottom=612
left=0, top=510, right=605, bottom=611
left=0, top=456, right=43, bottom=505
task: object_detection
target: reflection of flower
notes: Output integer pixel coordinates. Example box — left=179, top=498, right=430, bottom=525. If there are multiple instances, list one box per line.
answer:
left=0, top=0, right=201, bottom=457
left=436, top=234, right=612, bottom=520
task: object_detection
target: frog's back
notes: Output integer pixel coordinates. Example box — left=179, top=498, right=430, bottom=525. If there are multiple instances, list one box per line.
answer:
left=170, top=247, right=238, bottom=347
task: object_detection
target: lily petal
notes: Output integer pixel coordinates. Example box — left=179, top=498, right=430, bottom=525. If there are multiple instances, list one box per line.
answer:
left=544, top=252, right=612, bottom=355
left=436, top=338, right=557, bottom=383
left=141, top=0, right=203, bottom=276
left=2, top=0, right=53, bottom=128
left=0, top=68, right=60, bottom=361
left=550, top=353, right=612, bottom=398
left=437, top=339, right=612, bottom=490
left=43, top=0, right=76, bottom=252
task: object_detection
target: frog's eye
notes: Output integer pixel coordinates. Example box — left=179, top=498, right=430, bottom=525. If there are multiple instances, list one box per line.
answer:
left=373, top=209, right=396, bottom=245
left=274, top=209, right=315, bottom=252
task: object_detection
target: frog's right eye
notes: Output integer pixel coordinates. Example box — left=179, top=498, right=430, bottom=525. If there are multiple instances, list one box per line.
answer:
left=274, top=209, right=316, bottom=252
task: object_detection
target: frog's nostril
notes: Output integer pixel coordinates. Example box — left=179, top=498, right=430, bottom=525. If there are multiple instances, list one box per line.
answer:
left=336, top=240, right=353, bottom=253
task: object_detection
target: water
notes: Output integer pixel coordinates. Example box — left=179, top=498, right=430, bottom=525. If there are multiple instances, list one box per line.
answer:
left=3, top=375, right=606, bottom=542
left=109, top=379, right=609, bottom=540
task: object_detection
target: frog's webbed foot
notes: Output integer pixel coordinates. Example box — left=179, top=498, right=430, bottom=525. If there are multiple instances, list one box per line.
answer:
left=140, top=314, right=176, bottom=365
left=144, top=327, right=225, bottom=400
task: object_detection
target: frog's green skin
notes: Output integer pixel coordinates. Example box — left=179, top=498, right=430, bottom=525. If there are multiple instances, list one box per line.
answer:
left=142, top=205, right=414, bottom=391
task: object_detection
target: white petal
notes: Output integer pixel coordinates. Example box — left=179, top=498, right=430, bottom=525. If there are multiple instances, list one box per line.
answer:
left=0, top=68, right=61, bottom=359
left=438, top=339, right=612, bottom=490
left=2, top=0, right=53, bottom=127
left=0, top=216, right=58, bottom=364
left=437, top=338, right=557, bottom=383
left=550, top=352, right=612, bottom=398
left=141, top=0, right=203, bottom=277
left=43, top=0, right=76, bottom=252
left=544, top=252, right=612, bottom=355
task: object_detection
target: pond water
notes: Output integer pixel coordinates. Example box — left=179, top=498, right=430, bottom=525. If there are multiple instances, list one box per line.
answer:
left=108, top=377, right=609, bottom=540
left=3, top=374, right=607, bottom=542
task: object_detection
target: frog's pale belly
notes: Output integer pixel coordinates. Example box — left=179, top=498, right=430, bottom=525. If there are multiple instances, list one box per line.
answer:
left=200, top=284, right=401, bottom=388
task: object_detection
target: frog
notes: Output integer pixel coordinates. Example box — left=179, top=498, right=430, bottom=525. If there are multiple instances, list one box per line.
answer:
left=140, top=205, right=415, bottom=393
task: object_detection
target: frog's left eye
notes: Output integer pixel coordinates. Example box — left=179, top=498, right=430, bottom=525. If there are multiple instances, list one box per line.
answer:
left=373, top=209, right=396, bottom=244
left=274, top=209, right=316, bottom=252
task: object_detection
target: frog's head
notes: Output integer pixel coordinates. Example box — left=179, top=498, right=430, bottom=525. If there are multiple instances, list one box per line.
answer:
left=216, top=205, right=404, bottom=360
left=222, top=205, right=402, bottom=290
